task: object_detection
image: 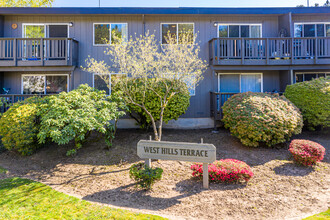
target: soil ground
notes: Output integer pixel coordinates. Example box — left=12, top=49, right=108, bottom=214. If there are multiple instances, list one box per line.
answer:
left=0, top=128, right=329, bottom=220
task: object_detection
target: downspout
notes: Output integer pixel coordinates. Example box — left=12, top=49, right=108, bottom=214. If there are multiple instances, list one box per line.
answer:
left=290, top=69, right=294, bottom=85
left=142, top=14, right=145, bottom=36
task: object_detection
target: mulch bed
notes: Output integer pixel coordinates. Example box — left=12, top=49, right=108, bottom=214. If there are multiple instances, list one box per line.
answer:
left=0, top=128, right=329, bottom=220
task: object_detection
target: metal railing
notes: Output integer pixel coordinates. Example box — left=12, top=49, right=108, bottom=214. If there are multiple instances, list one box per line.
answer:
left=0, top=94, right=50, bottom=114
left=209, top=37, right=330, bottom=65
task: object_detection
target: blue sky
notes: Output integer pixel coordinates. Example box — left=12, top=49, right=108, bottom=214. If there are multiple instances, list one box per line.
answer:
left=53, top=0, right=325, bottom=8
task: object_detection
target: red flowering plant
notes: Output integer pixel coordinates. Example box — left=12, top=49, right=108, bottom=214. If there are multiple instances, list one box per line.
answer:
left=191, top=159, right=254, bottom=183
left=289, top=139, right=326, bottom=166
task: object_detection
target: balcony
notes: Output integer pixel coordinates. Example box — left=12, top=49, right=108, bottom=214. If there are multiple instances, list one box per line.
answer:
left=209, top=37, right=330, bottom=66
left=0, top=38, right=79, bottom=67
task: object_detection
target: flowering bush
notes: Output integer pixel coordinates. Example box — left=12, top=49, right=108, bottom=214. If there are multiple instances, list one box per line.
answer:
left=222, top=92, right=303, bottom=147
left=191, top=159, right=254, bottom=183
left=284, top=77, right=330, bottom=130
left=289, top=139, right=326, bottom=166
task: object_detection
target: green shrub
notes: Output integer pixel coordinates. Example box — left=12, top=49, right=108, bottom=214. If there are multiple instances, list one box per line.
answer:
left=113, top=78, right=190, bottom=129
left=0, top=97, right=45, bottom=155
left=284, top=77, right=330, bottom=130
left=222, top=92, right=303, bottom=147
left=37, top=84, right=125, bottom=154
left=129, top=162, right=163, bottom=190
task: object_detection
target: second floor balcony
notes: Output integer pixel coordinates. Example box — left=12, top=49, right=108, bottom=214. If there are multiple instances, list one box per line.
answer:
left=0, top=38, right=79, bottom=67
left=209, top=37, right=330, bottom=66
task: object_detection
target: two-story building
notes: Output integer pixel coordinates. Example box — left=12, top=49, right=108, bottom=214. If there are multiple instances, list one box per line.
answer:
left=0, top=7, right=329, bottom=128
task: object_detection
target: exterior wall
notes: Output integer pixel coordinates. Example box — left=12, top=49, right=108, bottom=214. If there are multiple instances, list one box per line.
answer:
left=0, top=72, right=3, bottom=93
left=278, top=13, right=291, bottom=37
left=279, top=70, right=291, bottom=92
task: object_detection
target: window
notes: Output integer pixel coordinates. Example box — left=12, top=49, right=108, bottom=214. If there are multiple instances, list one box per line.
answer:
left=93, top=23, right=128, bottom=46
left=23, top=24, right=45, bottom=38
left=22, top=75, right=68, bottom=94
left=218, top=73, right=263, bottom=93
left=294, top=23, right=330, bottom=37
left=93, top=73, right=126, bottom=95
left=218, top=24, right=262, bottom=38
left=161, top=23, right=194, bottom=44
left=295, top=73, right=330, bottom=83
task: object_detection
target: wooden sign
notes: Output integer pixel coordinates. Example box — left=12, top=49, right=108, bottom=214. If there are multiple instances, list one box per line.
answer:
left=137, top=140, right=216, bottom=189
left=137, top=140, right=216, bottom=163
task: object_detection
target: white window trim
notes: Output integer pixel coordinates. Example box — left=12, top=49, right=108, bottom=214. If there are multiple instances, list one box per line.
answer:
left=93, top=73, right=126, bottom=95
left=217, top=73, right=263, bottom=93
left=160, top=22, right=195, bottom=45
left=217, top=23, right=263, bottom=38
left=294, top=72, right=330, bottom=83
left=21, top=74, right=69, bottom=94
left=22, top=23, right=70, bottom=38
left=294, top=22, right=330, bottom=37
left=93, top=23, right=128, bottom=46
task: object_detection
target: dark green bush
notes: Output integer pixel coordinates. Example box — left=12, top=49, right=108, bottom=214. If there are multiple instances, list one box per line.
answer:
left=284, top=77, right=330, bottom=130
left=222, top=92, right=303, bottom=147
left=129, top=162, right=163, bottom=190
left=113, top=78, right=190, bottom=129
left=0, top=97, right=45, bottom=155
left=37, top=84, right=125, bottom=155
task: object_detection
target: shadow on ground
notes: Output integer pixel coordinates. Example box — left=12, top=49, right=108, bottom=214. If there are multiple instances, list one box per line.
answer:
left=273, top=162, right=315, bottom=176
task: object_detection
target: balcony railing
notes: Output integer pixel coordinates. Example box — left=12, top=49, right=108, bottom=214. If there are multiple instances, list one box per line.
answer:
left=0, top=94, right=51, bottom=113
left=210, top=92, right=284, bottom=121
left=0, top=38, right=79, bottom=67
left=209, top=37, right=330, bottom=66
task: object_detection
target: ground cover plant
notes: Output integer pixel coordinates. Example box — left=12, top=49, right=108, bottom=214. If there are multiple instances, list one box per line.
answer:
left=284, top=77, right=330, bottom=130
left=0, top=177, right=164, bottom=220
left=191, top=159, right=254, bottom=183
left=84, top=32, right=207, bottom=141
left=129, top=162, right=163, bottom=190
left=289, top=139, right=326, bottom=166
left=37, top=84, right=125, bottom=155
left=222, top=92, right=303, bottom=147
left=0, top=97, right=45, bottom=155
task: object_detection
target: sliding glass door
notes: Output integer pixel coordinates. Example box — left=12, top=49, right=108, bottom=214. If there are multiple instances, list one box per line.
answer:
left=218, top=73, right=262, bottom=93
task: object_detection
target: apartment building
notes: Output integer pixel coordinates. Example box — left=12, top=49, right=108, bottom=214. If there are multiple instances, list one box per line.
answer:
left=0, top=7, right=329, bottom=128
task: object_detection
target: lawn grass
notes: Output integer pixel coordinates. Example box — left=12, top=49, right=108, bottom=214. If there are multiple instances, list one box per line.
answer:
left=0, top=166, right=7, bottom=174
left=304, top=208, right=330, bottom=220
left=0, top=177, right=165, bottom=220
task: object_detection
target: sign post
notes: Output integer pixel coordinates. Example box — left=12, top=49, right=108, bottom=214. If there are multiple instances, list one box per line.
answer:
left=137, top=140, right=216, bottom=189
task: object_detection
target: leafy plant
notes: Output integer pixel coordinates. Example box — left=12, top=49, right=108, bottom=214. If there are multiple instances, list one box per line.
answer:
left=129, top=162, right=163, bottom=190
left=284, top=77, right=330, bottom=130
left=84, top=32, right=207, bottom=141
left=222, top=92, right=303, bottom=147
left=289, top=139, right=326, bottom=166
left=113, top=78, right=190, bottom=129
left=191, top=159, right=254, bottom=183
left=0, top=97, right=45, bottom=155
left=37, top=84, right=125, bottom=154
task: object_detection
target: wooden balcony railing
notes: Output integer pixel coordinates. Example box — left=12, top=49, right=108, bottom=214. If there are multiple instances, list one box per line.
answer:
left=0, top=94, right=50, bottom=113
left=209, top=37, right=330, bottom=66
left=0, top=38, right=79, bottom=67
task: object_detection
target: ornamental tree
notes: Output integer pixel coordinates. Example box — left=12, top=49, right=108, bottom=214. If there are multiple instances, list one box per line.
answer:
left=0, top=0, right=53, bottom=7
left=84, top=32, right=207, bottom=141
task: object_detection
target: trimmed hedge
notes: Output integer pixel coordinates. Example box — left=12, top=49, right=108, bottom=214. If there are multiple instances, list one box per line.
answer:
left=222, top=92, right=303, bottom=147
left=289, top=139, right=326, bottom=166
left=0, top=97, right=45, bottom=155
left=284, top=77, right=330, bottom=130
left=113, top=78, right=190, bottom=129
